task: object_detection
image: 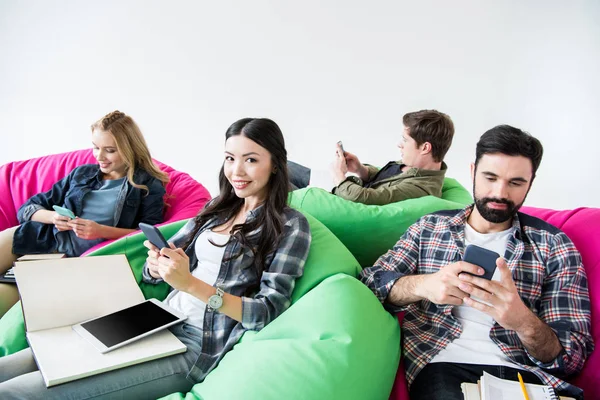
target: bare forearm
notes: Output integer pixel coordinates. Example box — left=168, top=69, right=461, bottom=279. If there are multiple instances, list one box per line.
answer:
left=186, top=278, right=243, bottom=322
left=387, top=275, right=426, bottom=307
left=357, top=164, right=370, bottom=181
left=517, top=314, right=563, bottom=362
left=98, top=226, right=136, bottom=239
left=30, top=210, right=55, bottom=224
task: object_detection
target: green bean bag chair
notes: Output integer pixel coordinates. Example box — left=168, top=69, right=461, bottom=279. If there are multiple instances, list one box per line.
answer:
left=288, top=177, right=472, bottom=267
left=0, top=213, right=400, bottom=400
left=162, top=274, right=398, bottom=400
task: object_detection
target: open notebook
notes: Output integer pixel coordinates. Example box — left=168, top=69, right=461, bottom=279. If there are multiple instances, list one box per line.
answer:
left=14, top=255, right=186, bottom=387
left=462, top=372, right=574, bottom=400
left=0, top=254, right=65, bottom=284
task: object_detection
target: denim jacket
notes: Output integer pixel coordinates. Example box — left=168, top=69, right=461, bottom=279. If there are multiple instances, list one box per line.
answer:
left=142, top=205, right=312, bottom=383
left=14, top=164, right=165, bottom=255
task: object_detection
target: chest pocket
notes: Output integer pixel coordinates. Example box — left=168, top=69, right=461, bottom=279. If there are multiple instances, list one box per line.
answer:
left=125, top=198, right=140, bottom=208
left=420, top=247, right=459, bottom=275
left=512, top=266, right=544, bottom=310
left=420, top=231, right=459, bottom=274
left=226, top=246, right=259, bottom=284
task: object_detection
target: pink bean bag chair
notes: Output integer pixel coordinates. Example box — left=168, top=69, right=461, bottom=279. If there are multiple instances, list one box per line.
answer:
left=0, top=149, right=211, bottom=251
left=389, top=206, right=600, bottom=400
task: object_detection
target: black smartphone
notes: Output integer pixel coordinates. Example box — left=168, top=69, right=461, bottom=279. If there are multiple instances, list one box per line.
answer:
left=336, top=140, right=345, bottom=153
left=139, top=223, right=170, bottom=250
left=463, top=244, right=499, bottom=280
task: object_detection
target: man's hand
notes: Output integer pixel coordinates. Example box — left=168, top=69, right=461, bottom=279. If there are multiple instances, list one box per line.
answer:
left=459, top=257, right=564, bottom=362
left=330, top=144, right=349, bottom=185
left=417, top=261, right=485, bottom=305
left=52, top=212, right=72, bottom=232
left=67, top=218, right=103, bottom=239
left=459, top=258, right=536, bottom=332
left=341, top=147, right=370, bottom=181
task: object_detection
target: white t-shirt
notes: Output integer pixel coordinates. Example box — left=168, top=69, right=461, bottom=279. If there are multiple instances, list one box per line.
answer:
left=166, top=230, right=230, bottom=328
left=430, top=223, right=522, bottom=368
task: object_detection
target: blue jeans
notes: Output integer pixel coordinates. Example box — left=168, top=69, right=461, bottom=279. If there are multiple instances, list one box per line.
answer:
left=409, top=362, right=578, bottom=400
left=0, top=323, right=202, bottom=400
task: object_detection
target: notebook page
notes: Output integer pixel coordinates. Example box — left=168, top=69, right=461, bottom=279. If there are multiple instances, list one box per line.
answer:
left=481, top=372, right=557, bottom=400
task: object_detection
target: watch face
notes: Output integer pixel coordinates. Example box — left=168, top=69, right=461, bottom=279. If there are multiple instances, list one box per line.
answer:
left=208, top=294, right=223, bottom=310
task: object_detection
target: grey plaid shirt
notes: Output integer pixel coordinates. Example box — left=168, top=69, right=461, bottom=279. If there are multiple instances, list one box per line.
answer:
left=142, top=205, right=311, bottom=383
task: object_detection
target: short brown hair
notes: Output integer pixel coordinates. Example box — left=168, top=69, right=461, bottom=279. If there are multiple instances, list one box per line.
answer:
left=403, top=110, right=454, bottom=162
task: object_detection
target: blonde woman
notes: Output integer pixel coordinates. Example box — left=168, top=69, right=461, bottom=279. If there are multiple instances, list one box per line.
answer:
left=0, top=117, right=311, bottom=399
left=0, top=110, right=169, bottom=316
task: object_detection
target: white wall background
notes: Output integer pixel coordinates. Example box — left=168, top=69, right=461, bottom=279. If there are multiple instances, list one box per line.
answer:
left=1, top=0, right=599, bottom=209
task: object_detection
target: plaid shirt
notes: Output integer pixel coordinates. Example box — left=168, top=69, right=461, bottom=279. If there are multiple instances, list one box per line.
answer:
left=360, top=205, right=593, bottom=397
left=142, top=205, right=311, bottom=383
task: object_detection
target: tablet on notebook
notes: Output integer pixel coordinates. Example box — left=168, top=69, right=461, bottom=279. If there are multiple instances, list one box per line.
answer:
left=72, top=298, right=187, bottom=353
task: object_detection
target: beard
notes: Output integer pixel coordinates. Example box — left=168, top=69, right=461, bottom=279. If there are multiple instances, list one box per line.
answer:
left=474, top=196, right=522, bottom=223
left=472, top=178, right=529, bottom=223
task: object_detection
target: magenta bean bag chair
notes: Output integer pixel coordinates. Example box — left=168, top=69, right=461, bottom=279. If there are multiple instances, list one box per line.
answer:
left=0, top=149, right=212, bottom=251
left=389, top=206, right=600, bottom=400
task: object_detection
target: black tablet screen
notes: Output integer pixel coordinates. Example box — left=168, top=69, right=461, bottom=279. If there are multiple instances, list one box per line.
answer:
left=80, top=301, right=179, bottom=348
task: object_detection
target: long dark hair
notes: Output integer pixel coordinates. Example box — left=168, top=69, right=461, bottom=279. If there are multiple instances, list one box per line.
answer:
left=183, top=118, right=290, bottom=272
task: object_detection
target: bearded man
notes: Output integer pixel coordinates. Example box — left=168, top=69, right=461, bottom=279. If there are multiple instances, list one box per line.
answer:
left=359, top=125, right=593, bottom=400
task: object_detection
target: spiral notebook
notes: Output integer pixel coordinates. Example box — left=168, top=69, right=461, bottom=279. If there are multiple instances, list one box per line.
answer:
left=461, top=372, right=574, bottom=400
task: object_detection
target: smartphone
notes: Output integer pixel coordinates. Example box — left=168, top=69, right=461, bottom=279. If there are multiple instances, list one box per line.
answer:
left=336, top=140, right=345, bottom=153
left=72, top=298, right=187, bottom=353
left=52, top=205, right=76, bottom=219
left=463, top=244, right=499, bottom=280
left=139, top=222, right=170, bottom=250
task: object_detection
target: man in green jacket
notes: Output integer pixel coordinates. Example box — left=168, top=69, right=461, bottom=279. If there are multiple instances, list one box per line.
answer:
left=330, top=109, right=454, bottom=205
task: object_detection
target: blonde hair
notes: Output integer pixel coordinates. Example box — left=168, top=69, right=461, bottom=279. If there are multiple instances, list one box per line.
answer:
left=91, top=111, right=169, bottom=193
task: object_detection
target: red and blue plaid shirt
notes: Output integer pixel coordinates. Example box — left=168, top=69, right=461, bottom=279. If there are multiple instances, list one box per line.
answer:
left=360, top=205, right=593, bottom=397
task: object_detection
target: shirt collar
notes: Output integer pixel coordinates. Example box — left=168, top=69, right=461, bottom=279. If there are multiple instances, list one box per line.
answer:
left=397, top=161, right=448, bottom=176
left=453, top=204, right=524, bottom=242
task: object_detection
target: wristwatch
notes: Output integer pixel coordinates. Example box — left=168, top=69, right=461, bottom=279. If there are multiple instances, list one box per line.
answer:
left=207, top=287, right=224, bottom=312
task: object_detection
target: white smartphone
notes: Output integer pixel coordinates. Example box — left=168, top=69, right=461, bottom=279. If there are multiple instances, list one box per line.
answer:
left=72, top=298, right=187, bottom=353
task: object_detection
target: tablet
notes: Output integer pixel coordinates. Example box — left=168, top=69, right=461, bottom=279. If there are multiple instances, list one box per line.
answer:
left=72, top=298, right=187, bottom=353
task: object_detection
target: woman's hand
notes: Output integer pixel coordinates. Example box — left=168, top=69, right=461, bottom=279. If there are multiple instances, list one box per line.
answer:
left=52, top=212, right=73, bottom=231
left=67, top=218, right=104, bottom=240
left=143, top=240, right=163, bottom=279
left=157, top=244, right=193, bottom=292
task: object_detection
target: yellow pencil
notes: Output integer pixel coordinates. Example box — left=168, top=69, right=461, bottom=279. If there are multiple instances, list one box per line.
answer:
left=517, top=372, right=531, bottom=400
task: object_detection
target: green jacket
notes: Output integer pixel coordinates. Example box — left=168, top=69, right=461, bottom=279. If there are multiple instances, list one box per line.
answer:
left=332, top=161, right=448, bottom=205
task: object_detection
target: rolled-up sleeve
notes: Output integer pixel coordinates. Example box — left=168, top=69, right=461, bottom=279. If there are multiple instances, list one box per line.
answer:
left=241, top=213, right=311, bottom=331
left=359, top=219, right=422, bottom=312
left=17, top=172, right=73, bottom=223
left=532, top=232, right=594, bottom=376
